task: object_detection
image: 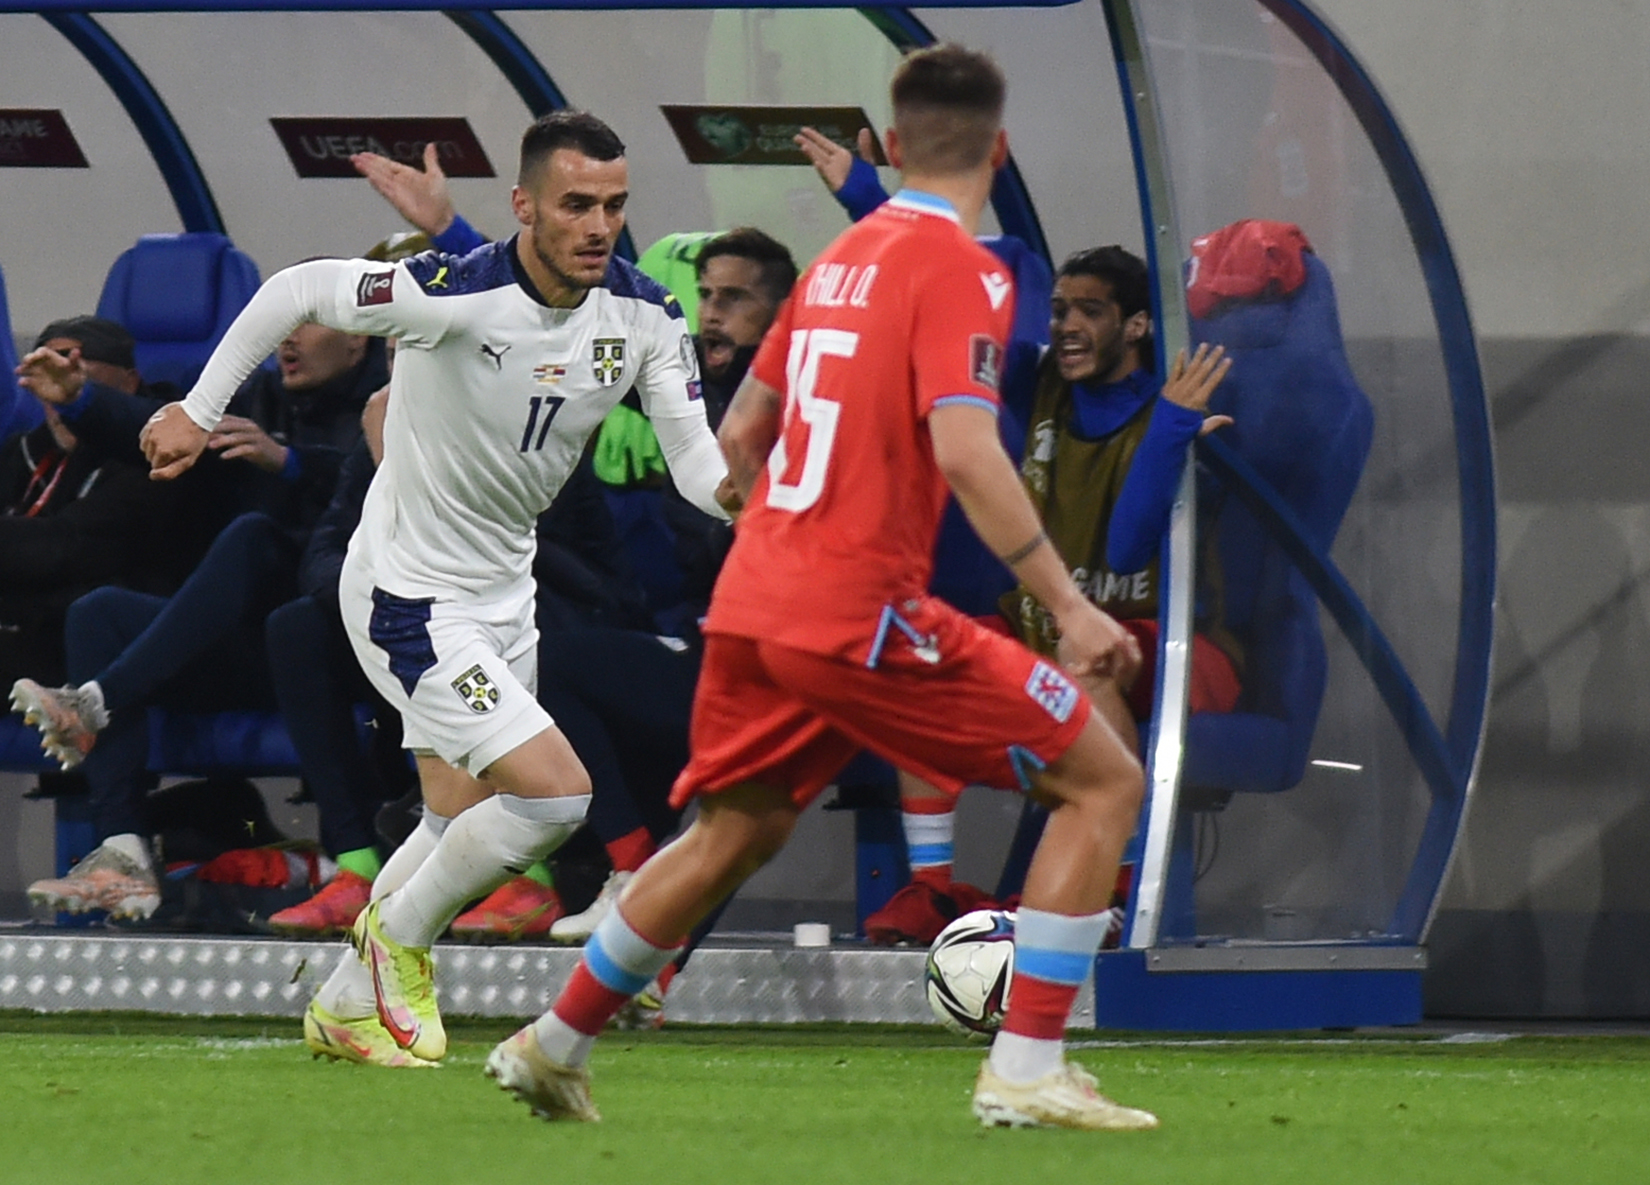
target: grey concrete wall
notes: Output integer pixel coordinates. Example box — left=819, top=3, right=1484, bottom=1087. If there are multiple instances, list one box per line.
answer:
left=1426, top=335, right=1650, bottom=1016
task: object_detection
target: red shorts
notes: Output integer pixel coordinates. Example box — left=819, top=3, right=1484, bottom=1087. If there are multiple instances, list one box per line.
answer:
left=1118, top=619, right=1242, bottom=722
left=671, top=597, right=1093, bottom=810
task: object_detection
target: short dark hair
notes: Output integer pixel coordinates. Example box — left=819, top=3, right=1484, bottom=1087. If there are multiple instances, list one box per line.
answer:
left=34, top=315, right=136, bottom=370
left=890, top=44, right=1005, bottom=175
left=1059, top=245, right=1155, bottom=370
left=518, top=110, right=625, bottom=187
left=695, top=227, right=798, bottom=307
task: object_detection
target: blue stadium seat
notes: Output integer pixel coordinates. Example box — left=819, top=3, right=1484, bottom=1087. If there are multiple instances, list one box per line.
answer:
left=0, top=709, right=303, bottom=778
left=95, top=233, right=261, bottom=390
left=0, top=718, right=53, bottom=772
left=1125, top=245, right=1373, bottom=940
left=1182, top=250, right=1374, bottom=796
left=0, top=260, right=43, bottom=442
left=146, top=709, right=301, bottom=779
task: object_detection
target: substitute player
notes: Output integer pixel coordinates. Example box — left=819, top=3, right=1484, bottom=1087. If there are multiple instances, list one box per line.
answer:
left=137, top=111, right=731, bottom=1067
left=489, top=46, right=1204, bottom=1130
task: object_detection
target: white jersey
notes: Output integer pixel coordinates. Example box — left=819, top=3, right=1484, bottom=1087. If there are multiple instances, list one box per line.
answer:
left=180, top=241, right=728, bottom=603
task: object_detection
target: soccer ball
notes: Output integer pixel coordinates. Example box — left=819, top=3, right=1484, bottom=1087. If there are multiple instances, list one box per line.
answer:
left=924, top=908, right=1015, bottom=1035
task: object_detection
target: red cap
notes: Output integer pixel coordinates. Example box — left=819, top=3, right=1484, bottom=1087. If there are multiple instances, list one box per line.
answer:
left=1186, top=219, right=1314, bottom=319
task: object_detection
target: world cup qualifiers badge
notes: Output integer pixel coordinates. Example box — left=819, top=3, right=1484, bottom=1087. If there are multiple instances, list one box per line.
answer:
left=592, top=338, right=626, bottom=387
left=451, top=665, right=500, bottom=714
left=356, top=271, right=394, bottom=307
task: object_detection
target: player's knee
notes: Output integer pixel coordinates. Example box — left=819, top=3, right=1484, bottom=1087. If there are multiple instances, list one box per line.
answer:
left=744, top=810, right=796, bottom=866
left=1042, top=726, right=1144, bottom=816
left=700, top=788, right=798, bottom=874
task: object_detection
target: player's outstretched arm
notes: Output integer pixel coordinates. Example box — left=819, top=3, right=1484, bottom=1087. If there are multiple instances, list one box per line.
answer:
left=717, top=374, right=784, bottom=503
left=930, top=402, right=1140, bottom=682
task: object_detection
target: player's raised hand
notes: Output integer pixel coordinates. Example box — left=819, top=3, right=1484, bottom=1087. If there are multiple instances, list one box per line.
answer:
left=794, top=126, right=878, bottom=194
left=1054, top=599, right=1142, bottom=686
left=1161, top=343, right=1233, bottom=436
left=15, top=345, right=87, bottom=406
left=351, top=141, right=457, bottom=237
left=140, top=403, right=210, bottom=481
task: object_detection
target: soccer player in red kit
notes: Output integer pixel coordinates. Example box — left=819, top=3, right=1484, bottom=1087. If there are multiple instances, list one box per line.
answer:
left=487, top=45, right=1158, bottom=1132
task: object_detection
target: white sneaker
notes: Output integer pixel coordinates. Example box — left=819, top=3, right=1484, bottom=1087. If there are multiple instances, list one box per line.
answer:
left=485, top=1024, right=600, bottom=1122
left=549, top=870, right=631, bottom=944
left=972, top=1060, right=1158, bottom=1131
left=10, top=678, right=108, bottom=769
left=28, top=834, right=159, bottom=919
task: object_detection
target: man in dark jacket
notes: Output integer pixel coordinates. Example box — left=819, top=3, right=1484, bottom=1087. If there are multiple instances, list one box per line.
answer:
left=12, top=317, right=386, bottom=921
left=1, top=317, right=181, bottom=689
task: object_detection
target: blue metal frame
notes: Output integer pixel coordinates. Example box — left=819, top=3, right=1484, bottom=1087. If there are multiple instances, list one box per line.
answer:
left=442, top=9, right=637, bottom=261
left=1094, top=950, right=1423, bottom=1031
left=42, top=11, right=223, bottom=233
left=10, top=0, right=1079, bottom=9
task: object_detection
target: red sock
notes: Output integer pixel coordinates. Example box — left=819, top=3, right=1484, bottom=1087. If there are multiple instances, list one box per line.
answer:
left=1000, top=974, right=1078, bottom=1042
left=656, top=962, right=678, bottom=994
left=605, top=826, right=656, bottom=874
left=552, top=961, right=632, bottom=1036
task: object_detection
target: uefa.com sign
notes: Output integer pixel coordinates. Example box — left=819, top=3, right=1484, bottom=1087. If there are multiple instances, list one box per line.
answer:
left=269, top=116, right=495, bottom=179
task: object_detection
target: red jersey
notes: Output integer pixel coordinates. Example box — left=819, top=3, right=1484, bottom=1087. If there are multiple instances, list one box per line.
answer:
left=705, top=192, right=1015, bottom=662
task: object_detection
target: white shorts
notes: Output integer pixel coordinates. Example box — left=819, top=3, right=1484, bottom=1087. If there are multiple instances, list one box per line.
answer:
left=339, top=563, right=551, bottom=775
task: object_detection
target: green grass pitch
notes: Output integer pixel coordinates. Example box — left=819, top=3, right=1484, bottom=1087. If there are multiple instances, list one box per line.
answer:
left=1, top=1013, right=1646, bottom=1185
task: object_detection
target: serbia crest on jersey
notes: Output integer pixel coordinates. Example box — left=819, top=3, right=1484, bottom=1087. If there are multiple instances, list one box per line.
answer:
left=706, top=191, right=1016, bottom=662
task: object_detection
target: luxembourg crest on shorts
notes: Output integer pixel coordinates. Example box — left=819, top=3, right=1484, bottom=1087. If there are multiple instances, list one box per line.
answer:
left=592, top=338, right=626, bottom=387
left=451, top=665, right=500, bottom=714
left=1024, top=661, right=1078, bottom=723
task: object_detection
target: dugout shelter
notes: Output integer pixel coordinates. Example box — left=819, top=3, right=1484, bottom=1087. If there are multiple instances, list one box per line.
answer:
left=0, top=0, right=1494, bottom=1031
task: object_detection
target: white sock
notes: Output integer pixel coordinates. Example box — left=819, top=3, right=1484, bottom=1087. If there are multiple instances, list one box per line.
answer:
left=989, top=1031, right=1065, bottom=1084
left=533, top=907, right=680, bottom=1067
left=533, top=1014, right=597, bottom=1069
left=316, top=809, right=450, bottom=1019
left=372, top=810, right=451, bottom=902
left=101, top=832, right=152, bottom=873
left=378, top=793, right=589, bottom=949
left=901, top=808, right=954, bottom=882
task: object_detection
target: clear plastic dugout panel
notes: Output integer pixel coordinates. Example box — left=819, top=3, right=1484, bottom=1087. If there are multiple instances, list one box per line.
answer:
left=1123, top=0, right=1491, bottom=948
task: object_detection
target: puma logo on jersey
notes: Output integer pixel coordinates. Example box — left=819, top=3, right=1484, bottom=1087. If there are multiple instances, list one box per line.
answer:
left=425, top=265, right=450, bottom=290
left=980, top=271, right=1011, bottom=311
left=479, top=342, right=511, bottom=370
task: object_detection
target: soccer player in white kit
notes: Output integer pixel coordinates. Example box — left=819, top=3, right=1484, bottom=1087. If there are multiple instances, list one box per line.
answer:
left=141, top=112, right=732, bottom=1067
